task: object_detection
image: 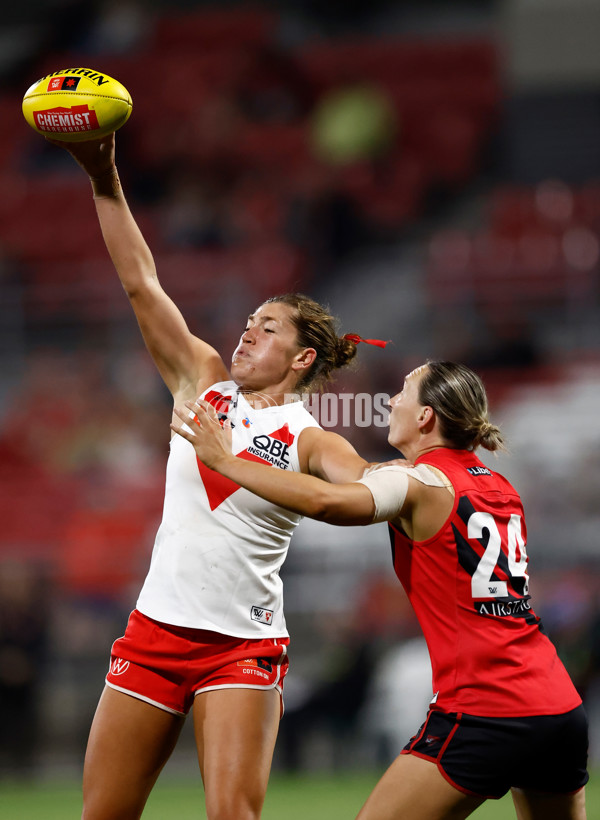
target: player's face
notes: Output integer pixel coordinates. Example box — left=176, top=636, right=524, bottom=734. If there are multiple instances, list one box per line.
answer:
left=387, top=366, right=427, bottom=451
left=230, top=302, right=308, bottom=393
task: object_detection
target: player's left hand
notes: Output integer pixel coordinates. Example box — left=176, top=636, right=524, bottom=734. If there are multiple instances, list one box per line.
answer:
left=171, top=399, right=233, bottom=469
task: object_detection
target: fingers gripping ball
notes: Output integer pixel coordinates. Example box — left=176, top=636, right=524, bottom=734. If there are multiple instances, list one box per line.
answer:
left=22, top=68, right=132, bottom=142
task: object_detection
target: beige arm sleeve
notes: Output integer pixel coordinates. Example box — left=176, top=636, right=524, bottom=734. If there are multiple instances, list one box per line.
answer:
left=357, top=463, right=448, bottom=523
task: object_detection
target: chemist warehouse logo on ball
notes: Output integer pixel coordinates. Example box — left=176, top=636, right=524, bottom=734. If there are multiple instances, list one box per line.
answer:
left=33, top=105, right=100, bottom=134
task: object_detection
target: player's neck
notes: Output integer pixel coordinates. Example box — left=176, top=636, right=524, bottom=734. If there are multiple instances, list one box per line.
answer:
left=232, top=369, right=305, bottom=407
left=236, top=385, right=303, bottom=409
left=407, top=435, right=448, bottom=463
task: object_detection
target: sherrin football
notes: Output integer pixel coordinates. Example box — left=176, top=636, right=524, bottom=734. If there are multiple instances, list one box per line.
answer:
left=22, top=67, right=132, bottom=142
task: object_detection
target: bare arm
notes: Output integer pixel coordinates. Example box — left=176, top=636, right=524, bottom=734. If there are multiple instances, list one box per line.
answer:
left=49, top=134, right=229, bottom=399
left=297, top=425, right=369, bottom=483
left=171, top=401, right=377, bottom=525
left=170, top=400, right=452, bottom=535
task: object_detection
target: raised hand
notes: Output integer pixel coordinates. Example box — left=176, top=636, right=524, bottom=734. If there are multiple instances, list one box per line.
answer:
left=46, top=132, right=116, bottom=179
left=171, top=399, right=234, bottom=469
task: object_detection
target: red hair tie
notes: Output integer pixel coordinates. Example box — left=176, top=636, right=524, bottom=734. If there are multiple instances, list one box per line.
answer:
left=343, top=333, right=390, bottom=349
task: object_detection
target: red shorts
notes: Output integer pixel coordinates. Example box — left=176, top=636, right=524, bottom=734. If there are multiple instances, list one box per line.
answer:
left=105, top=609, right=290, bottom=716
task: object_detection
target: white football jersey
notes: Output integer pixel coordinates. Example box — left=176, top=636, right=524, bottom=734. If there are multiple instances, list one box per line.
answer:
left=136, top=381, right=321, bottom=638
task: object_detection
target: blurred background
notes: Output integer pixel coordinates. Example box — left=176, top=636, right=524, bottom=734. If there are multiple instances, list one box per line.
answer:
left=0, top=0, right=599, bottom=786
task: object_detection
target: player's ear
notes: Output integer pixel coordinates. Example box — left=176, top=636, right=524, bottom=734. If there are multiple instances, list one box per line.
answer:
left=417, top=405, right=435, bottom=431
left=292, top=347, right=317, bottom=372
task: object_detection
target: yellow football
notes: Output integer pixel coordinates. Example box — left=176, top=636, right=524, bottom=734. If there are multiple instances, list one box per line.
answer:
left=22, top=67, right=132, bottom=142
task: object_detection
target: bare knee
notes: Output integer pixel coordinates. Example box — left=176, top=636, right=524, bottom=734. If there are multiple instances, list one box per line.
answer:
left=82, top=803, right=143, bottom=820
left=206, top=805, right=263, bottom=820
left=81, top=687, right=184, bottom=820
left=81, top=787, right=148, bottom=820
left=205, top=791, right=265, bottom=820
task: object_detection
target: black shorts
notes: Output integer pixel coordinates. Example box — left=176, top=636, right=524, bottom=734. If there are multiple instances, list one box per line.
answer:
left=402, top=705, right=589, bottom=799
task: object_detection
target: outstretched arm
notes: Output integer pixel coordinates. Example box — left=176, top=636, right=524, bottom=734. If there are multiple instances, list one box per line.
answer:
left=171, top=400, right=377, bottom=525
left=48, top=134, right=228, bottom=399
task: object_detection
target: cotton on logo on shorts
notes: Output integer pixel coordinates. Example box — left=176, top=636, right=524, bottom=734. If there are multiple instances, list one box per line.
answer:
left=250, top=606, right=273, bottom=625
left=110, top=658, right=130, bottom=676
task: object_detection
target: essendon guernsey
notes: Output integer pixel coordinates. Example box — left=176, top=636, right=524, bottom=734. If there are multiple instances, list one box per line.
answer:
left=389, top=448, right=581, bottom=717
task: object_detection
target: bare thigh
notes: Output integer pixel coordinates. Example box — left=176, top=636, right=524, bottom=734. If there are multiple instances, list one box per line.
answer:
left=512, top=786, right=587, bottom=820
left=193, top=687, right=281, bottom=820
left=356, top=753, right=486, bottom=820
left=82, top=686, right=185, bottom=820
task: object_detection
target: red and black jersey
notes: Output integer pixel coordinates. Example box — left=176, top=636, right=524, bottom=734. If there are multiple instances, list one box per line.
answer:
left=389, top=447, right=581, bottom=717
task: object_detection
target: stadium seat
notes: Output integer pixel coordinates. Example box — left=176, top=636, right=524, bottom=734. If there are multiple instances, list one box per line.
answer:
left=150, top=5, right=277, bottom=50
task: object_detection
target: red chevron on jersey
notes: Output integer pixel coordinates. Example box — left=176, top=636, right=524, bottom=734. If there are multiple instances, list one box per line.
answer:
left=196, top=423, right=296, bottom=510
left=270, top=423, right=295, bottom=446
left=197, top=449, right=270, bottom=511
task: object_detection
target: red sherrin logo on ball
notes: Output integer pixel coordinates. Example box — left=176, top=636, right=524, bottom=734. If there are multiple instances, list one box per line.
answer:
left=33, top=104, right=100, bottom=134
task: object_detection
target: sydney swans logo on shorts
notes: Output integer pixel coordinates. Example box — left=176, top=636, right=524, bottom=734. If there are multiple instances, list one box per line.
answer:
left=250, top=606, right=273, bottom=625
left=110, top=657, right=130, bottom=676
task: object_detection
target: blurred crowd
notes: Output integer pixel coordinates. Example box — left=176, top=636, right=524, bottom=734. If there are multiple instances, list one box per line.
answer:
left=0, top=0, right=599, bottom=777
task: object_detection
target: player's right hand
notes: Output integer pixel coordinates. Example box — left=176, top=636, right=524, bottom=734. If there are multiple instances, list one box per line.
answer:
left=46, top=132, right=116, bottom=180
